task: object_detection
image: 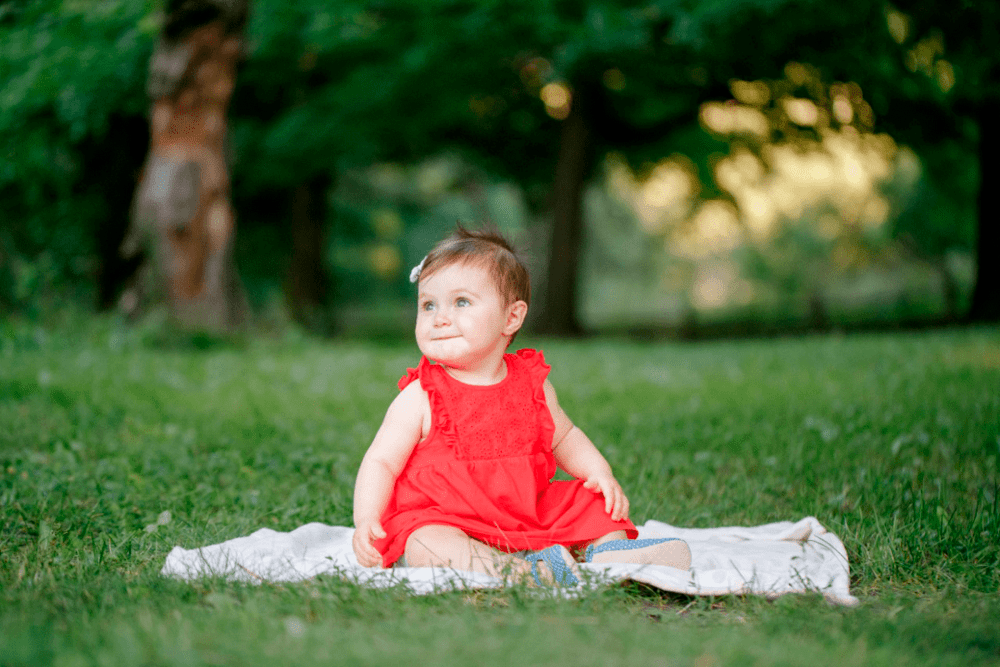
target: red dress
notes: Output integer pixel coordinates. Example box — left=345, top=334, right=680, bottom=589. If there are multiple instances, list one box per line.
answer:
left=374, top=348, right=637, bottom=567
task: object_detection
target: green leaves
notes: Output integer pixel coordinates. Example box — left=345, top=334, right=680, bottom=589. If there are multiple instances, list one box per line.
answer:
left=0, top=0, right=156, bottom=311
left=0, top=0, right=989, bottom=319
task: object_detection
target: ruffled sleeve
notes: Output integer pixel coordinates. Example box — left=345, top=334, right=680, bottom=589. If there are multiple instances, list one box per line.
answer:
left=513, top=348, right=551, bottom=384
left=397, top=358, right=425, bottom=391
left=512, top=349, right=555, bottom=462
left=400, top=357, right=460, bottom=457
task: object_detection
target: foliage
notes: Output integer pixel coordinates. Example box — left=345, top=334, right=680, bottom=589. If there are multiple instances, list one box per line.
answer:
left=0, top=0, right=156, bottom=312
left=0, top=0, right=988, bottom=320
left=1, top=319, right=999, bottom=664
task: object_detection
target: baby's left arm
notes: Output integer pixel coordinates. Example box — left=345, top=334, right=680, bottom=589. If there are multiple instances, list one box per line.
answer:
left=544, top=379, right=630, bottom=521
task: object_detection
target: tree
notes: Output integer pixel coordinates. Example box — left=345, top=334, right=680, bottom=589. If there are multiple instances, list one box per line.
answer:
left=884, top=0, right=1000, bottom=322
left=224, top=2, right=463, bottom=329
left=431, top=0, right=888, bottom=333
left=122, top=0, right=250, bottom=332
left=0, top=0, right=154, bottom=313
left=4, top=0, right=991, bottom=331
left=351, top=0, right=906, bottom=333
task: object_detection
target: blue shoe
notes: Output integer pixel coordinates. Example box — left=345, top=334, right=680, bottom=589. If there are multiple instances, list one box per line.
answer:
left=522, top=545, right=580, bottom=586
left=584, top=537, right=688, bottom=567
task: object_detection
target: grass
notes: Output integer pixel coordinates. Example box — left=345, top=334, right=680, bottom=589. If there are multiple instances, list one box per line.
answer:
left=1, top=314, right=998, bottom=666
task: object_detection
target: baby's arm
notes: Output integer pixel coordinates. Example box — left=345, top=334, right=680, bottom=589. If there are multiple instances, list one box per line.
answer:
left=543, top=379, right=630, bottom=522
left=352, top=381, right=427, bottom=567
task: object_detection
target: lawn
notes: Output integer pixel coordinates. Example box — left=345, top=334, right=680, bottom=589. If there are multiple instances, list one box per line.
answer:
left=2, top=315, right=998, bottom=666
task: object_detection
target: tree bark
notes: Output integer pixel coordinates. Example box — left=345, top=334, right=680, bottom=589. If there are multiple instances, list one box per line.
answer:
left=121, top=0, right=250, bottom=332
left=287, top=176, right=332, bottom=331
left=534, top=99, right=593, bottom=335
left=969, top=93, right=1000, bottom=322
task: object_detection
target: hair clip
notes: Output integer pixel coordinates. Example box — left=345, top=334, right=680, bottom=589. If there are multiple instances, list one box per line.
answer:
left=409, top=256, right=427, bottom=283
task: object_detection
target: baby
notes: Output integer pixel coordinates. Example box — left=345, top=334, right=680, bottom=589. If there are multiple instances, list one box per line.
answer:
left=352, top=226, right=690, bottom=584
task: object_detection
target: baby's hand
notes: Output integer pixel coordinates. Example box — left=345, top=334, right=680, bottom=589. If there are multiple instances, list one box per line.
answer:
left=352, top=520, right=387, bottom=568
left=583, top=475, right=630, bottom=522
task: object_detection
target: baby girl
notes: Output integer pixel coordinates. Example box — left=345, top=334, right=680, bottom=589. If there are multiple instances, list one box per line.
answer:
left=352, top=226, right=690, bottom=584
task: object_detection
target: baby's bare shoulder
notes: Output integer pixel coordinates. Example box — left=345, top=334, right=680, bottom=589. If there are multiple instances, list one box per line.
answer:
left=391, top=379, right=432, bottom=438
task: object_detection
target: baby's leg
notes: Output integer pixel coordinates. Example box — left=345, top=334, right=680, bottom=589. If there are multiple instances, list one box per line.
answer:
left=591, top=530, right=629, bottom=547
left=403, top=524, right=532, bottom=579
left=586, top=531, right=692, bottom=570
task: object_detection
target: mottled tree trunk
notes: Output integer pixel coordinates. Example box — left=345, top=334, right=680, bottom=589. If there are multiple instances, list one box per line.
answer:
left=121, top=0, right=249, bottom=332
left=287, top=176, right=332, bottom=331
left=969, top=94, right=1000, bottom=322
left=535, top=100, right=593, bottom=336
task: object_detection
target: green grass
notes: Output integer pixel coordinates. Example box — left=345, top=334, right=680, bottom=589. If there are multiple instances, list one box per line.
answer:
left=2, top=315, right=999, bottom=666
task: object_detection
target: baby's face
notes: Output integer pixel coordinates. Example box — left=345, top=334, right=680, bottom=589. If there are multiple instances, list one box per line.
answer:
left=415, top=262, right=516, bottom=373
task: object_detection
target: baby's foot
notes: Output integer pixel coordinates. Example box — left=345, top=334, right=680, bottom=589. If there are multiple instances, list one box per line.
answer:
left=522, top=545, right=581, bottom=586
left=585, top=538, right=691, bottom=570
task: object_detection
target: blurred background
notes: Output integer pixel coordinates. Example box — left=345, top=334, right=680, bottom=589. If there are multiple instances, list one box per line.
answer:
left=1, top=0, right=996, bottom=339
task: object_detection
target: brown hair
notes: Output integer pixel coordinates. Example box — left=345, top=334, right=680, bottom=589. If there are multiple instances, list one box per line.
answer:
left=416, top=226, right=530, bottom=344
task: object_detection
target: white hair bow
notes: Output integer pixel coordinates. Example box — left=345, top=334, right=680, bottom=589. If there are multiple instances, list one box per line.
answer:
left=409, top=256, right=427, bottom=284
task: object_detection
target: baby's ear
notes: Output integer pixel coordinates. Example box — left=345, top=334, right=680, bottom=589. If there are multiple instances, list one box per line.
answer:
left=503, top=300, right=528, bottom=335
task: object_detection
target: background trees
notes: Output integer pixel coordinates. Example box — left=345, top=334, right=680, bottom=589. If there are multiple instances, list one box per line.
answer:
left=122, top=0, right=250, bottom=332
left=885, top=0, right=1000, bottom=322
left=1, top=0, right=994, bottom=333
left=0, top=0, right=153, bottom=313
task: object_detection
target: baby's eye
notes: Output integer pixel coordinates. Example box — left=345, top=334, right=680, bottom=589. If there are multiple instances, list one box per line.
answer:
left=456, top=297, right=471, bottom=307
left=420, top=300, right=435, bottom=312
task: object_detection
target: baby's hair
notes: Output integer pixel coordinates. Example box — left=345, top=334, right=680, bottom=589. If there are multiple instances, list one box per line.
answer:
left=417, top=224, right=530, bottom=308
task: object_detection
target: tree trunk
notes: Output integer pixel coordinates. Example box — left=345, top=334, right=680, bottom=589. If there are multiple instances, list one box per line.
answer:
left=287, top=176, right=332, bottom=332
left=121, top=0, right=250, bottom=332
left=535, top=100, right=593, bottom=335
left=93, top=115, right=148, bottom=310
left=969, top=94, right=1000, bottom=322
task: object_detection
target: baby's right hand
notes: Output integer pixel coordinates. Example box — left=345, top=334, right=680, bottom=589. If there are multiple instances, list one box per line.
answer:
left=352, top=521, right=387, bottom=568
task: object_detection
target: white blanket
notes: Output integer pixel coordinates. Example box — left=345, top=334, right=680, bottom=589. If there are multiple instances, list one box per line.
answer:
left=161, top=516, right=858, bottom=606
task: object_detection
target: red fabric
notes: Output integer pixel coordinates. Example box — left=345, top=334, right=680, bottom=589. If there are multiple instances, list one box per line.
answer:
left=375, top=348, right=637, bottom=566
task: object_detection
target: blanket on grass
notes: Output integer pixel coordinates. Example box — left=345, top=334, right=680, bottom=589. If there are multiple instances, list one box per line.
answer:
left=161, top=516, right=858, bottom=606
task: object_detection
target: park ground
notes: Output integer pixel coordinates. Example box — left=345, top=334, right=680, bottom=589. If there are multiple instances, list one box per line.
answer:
left=1, top=315, right=998, bottom=666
